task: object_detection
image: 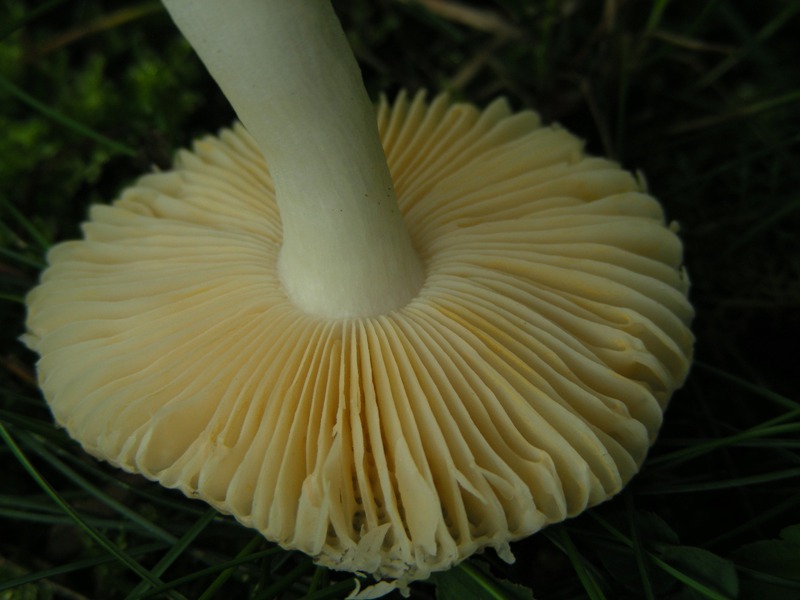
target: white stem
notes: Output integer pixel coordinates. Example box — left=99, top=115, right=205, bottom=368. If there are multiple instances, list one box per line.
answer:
left=162, top=0, right=424, bottom=318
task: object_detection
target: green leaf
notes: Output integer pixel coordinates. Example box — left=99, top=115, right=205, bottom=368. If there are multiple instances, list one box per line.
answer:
left=596, top=544, right=673, bottom=597
left=731, top=525, right=800, bottom=599
left=634, top=512, right=681, bottom=547
left=732, top=524, right=800, bottom=579
left=431, top=561, right=534, bottom=600
left=659, top=546, right=739, bottom=599
left=546, top=528, right=608, bottom=600
left=592, top=510, right=695, bottom=597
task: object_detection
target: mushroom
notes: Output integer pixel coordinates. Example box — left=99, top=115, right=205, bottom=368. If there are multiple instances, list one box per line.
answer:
left=23, top=0, right=694, bottom=589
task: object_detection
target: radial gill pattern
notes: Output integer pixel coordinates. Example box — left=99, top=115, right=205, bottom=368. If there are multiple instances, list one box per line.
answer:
left=24, top=91, right=694, bottom=584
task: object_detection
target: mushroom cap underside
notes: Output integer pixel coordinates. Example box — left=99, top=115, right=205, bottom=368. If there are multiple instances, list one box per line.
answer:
left=24, top=91, right=694, bottom=584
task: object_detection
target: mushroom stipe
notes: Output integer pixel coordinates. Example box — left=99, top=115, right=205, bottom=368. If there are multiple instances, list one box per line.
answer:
left=24, top=90, right=694, bottom=587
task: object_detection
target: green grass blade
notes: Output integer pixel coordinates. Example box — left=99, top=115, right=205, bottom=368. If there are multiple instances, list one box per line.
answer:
left=705, top=495, right=800, bottom=547
left=303, top=566, right=328, bottom=596
left=641, top=468, right=800, bottom=495
left=591, top=514, right=736, bottom=599
left=248, top=557, right=315, bottom=600
left=191, top=532, right=261, bottom=600
left=124, top=508, right=218, bottom=600
left=625, top=495, right=656, bottom=600
left=0, top=0, right=66, bottom=40
left=52, top=447, right=218, bottom=520
left=0, top=543, right=167, bottom=593
left=662, top=131, right=800, bottom=199
left=0, top=422, right=185, bottom=600
left=650, top=422, right=800, bottom=468
left=0, top=74, right=137, bottom=157
left=0, top=291, right=26, bottom=304
left=0, top=197, right=52, bottom=252
left=547, top=528, right=607, bottom=600
left=455, top=561, right=513, bottom=600
left=0, top=410, right=68, bottom=441
left=735, top=565, right=800, bottom=591
left=644, top=0, right=671, bottom=32
left=614, top=37, right=631, bottom=161
left=139, top=546, right=284, bottom=598
left=0, top=508, right=143, bottom=530
left=667, top=89, right=800, bottom=134
left=691, top=2, right=800, bottom=91
left=15, top=428, right=178, bottom=544
left=650, top=556, right=733, bottom=600
left=300, top=578, right=359, bottom=600
left=0, top=247, right=47, bottom=270
left=725, top=194, right=800, bottom=253
left=694, top=361, right=798, bottom=411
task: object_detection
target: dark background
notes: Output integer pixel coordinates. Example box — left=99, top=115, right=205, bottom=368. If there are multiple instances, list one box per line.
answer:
left=2, top=1, right=798, bottom=598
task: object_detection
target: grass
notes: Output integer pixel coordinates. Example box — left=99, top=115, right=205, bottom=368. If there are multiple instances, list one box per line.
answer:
left=1, top=0, right=799, bottom=598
